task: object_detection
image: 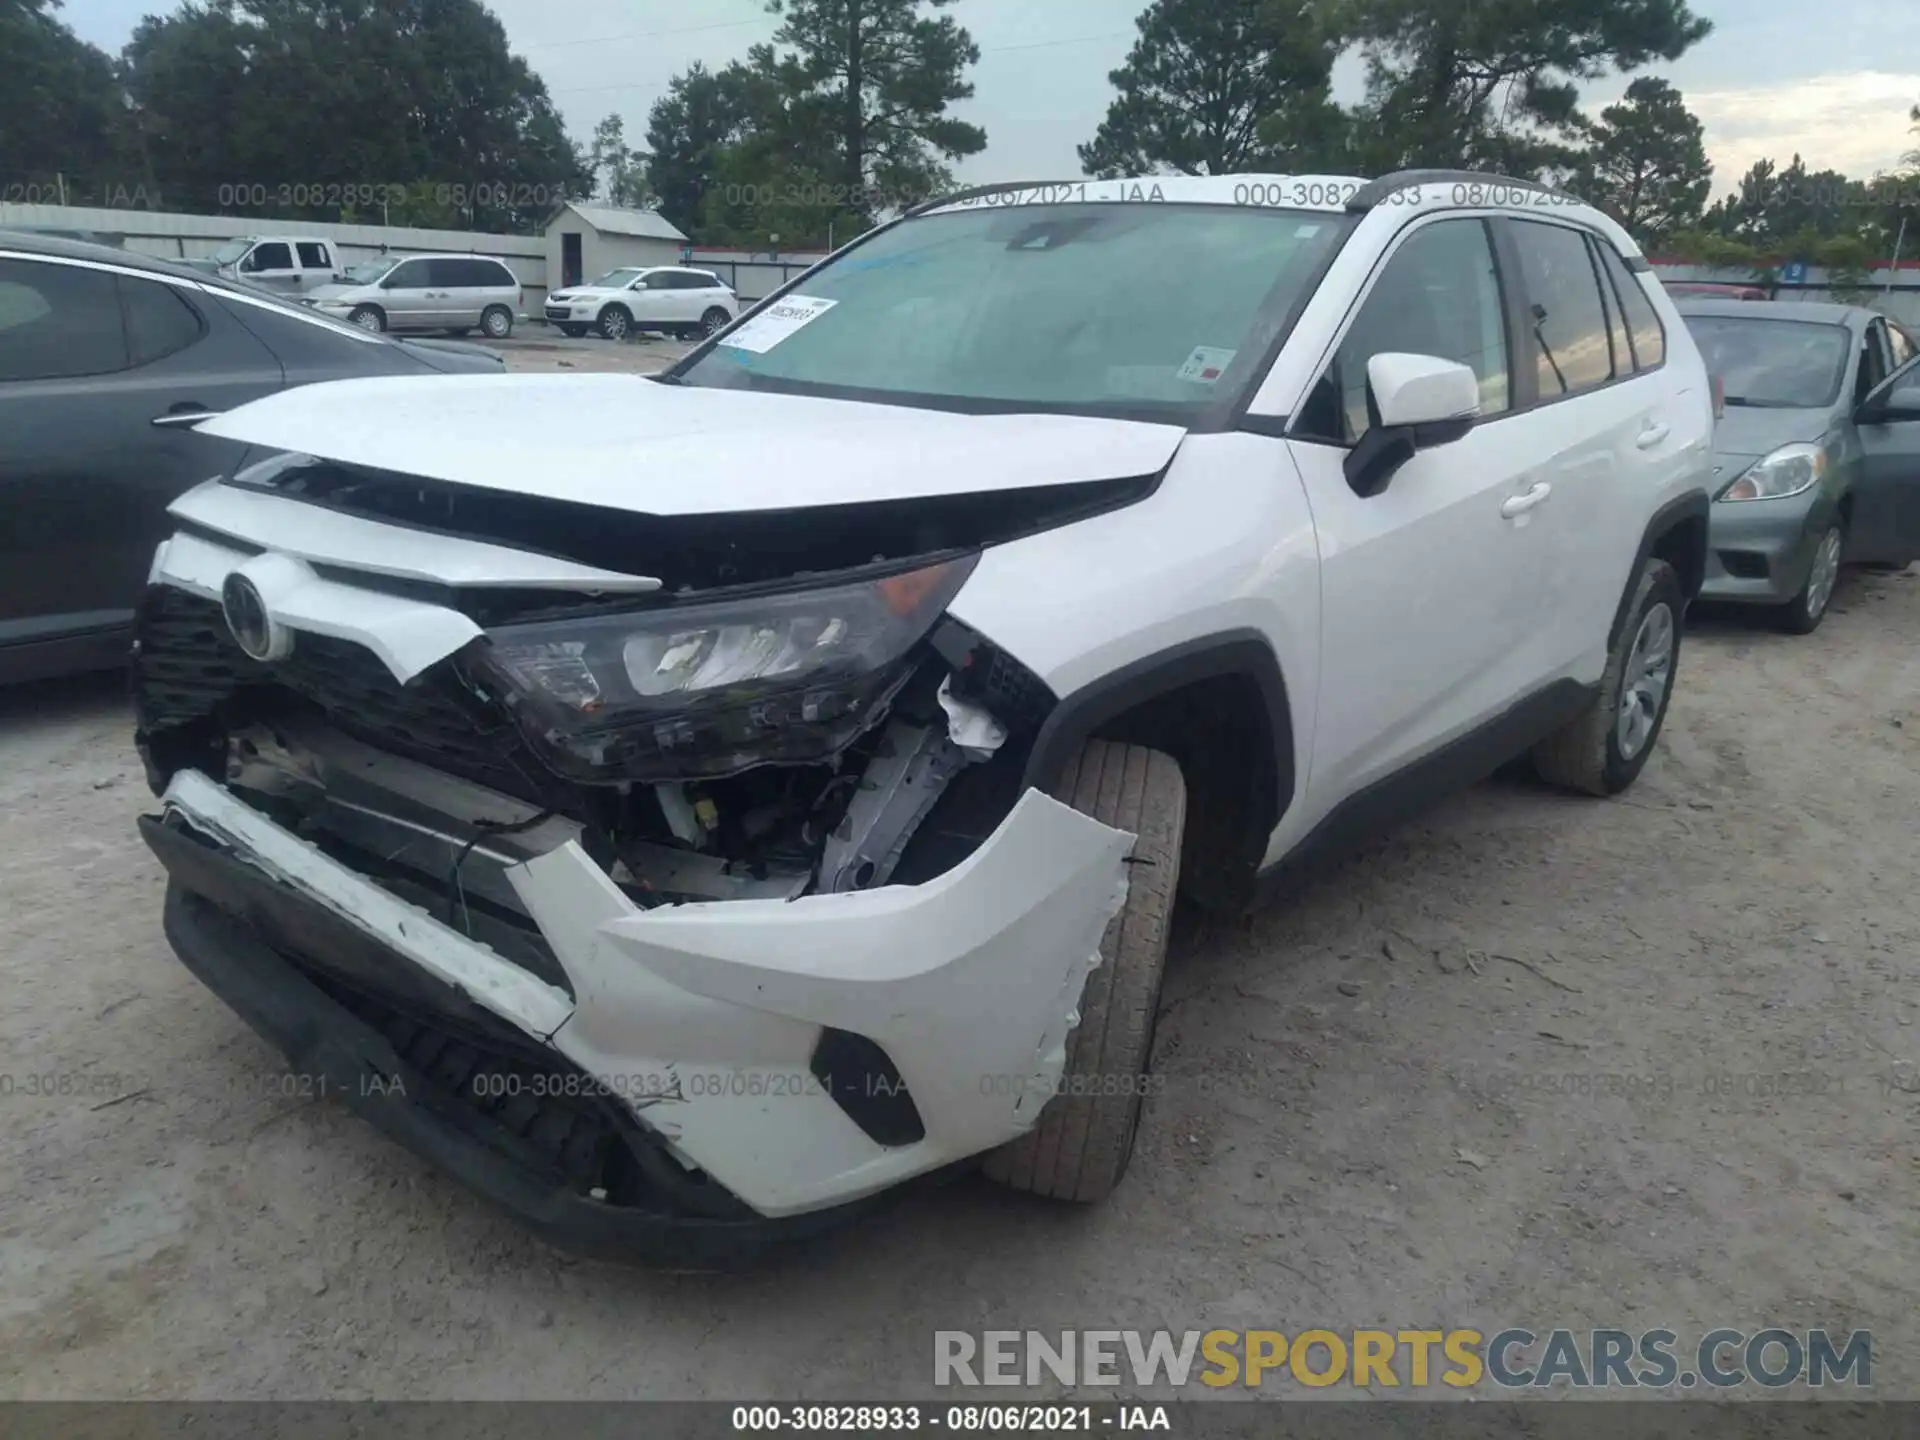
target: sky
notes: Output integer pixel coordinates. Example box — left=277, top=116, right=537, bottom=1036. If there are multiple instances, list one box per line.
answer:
left=61, top=0, right=1920, bottom=194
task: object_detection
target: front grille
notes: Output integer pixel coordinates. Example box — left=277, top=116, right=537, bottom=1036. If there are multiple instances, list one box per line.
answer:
left=136, top=588, right=545, bottom=798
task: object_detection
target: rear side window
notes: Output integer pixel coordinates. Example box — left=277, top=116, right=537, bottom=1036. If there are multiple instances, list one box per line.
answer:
left=120, top=276, right=204, bottom=365
left=0, top=258, right=129, bottom=380
left=296, top=242, right=330, bottom=268
left=1297, top=218, right=1511, bottom=445
left=1595, top=242, right=1665, bottom=370
left=445, top=258, right=514, bottom=288
left=1510, top=220, right=1613, bottom=398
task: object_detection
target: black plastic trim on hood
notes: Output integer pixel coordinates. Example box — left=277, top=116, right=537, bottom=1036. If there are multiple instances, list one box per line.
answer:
left=225, top=459, right=1168, bottom=606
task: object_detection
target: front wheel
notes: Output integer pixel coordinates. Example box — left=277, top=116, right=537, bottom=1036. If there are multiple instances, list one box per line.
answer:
left=981, top=740, right=1185, bottom=1203
left=597, top=306, right=632, bottom=341
left=1531, top=557, right=1683, bottom=796
left=347, top=305, right=385, bottom=333
left=1777, top=522, right=1843, bottom=634
left=480, top=305, right=513, bottom=340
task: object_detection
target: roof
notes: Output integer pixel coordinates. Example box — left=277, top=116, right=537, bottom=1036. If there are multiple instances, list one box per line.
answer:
left=1676, top=298, right=1872, bottom=326
left=551, top=203, right=688, bottom=242
left=912, top=171, right=1643, bottom=259
left=1, top=227, right=214, bottom=281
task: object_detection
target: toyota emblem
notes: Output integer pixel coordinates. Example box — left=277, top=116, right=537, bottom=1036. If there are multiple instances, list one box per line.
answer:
left=221, top=572, right=293, bottom=662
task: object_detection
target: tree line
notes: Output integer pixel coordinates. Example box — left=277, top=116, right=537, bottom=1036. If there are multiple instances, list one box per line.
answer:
left=8, top=0, right=1919, bottom=269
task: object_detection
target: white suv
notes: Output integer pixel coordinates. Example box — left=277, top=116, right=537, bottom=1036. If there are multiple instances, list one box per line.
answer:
left=543, top=265, right=739, bottom=341
left=132, top=170, right=1712, bottom=1265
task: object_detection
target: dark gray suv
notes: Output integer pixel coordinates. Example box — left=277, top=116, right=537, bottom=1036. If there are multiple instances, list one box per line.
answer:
left=0, top=232, right=505, bottom=684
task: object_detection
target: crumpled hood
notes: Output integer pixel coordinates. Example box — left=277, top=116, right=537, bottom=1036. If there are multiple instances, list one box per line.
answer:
left=192, top=373, right=1189, bottom=516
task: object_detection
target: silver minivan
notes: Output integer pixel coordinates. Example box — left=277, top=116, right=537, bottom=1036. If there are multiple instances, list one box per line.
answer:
left=308, top=254, right=523, bottom=338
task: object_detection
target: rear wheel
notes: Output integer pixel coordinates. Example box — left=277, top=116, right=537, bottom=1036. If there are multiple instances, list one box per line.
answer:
left=598, top=306, right=632, bottom=341
left=1531, top=557, right=1682, bottom=796
left=701, top=307, right=732, bottom=337
left=981, top=740, right=1185, bottom=1203
left=347, top=305, right=385, bottom=333
left=480, top=305, right=513, bottom=340
left=1777, top=522, right=1843, bottom=634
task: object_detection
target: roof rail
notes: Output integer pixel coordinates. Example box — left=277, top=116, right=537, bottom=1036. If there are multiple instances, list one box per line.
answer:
left=902, top=180, right=1092, bottom=217
left=1346, top=169, right=1570, bottom=212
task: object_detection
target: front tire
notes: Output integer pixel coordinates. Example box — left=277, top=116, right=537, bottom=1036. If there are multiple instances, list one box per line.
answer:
left=480, top=305, right=513, bottom=340
left=981, top=741, right=1185, bottom=1203
left=597, top=305, right=632, bottom=341
left=347, top=305, right=385, bottom=333
left=1531, top=557, right=1683, bottom=796
left=1777, top=522, right=1843, bottom=634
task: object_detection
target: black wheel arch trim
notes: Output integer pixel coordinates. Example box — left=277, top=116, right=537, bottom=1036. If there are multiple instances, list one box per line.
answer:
left=1021, top=628, right=1297, bottom=832
left=1614, top=489, right=1709, bottom=647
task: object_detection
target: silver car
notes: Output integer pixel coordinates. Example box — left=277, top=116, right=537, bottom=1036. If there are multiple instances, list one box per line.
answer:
left=1680, top=300, right=1920, bottom=632
left=306, top=253, right=523, bottom=339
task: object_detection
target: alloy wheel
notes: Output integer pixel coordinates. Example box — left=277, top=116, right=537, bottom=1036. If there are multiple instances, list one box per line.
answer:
left=1616, top=601, right=1675, bottom=760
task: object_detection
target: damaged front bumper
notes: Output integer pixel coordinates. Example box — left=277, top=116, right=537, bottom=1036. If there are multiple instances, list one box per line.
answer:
left=142, top=766, right=1133, bottom=1257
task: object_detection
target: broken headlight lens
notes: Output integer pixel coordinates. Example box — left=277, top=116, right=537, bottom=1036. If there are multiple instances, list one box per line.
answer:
left=474, top=556, right=977, bottom=782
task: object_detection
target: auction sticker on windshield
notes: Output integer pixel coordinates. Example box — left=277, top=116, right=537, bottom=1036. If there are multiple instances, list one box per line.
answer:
left=1177, top=346, right=1237, bottom=384
left=721, top=295, right=838, bottom=353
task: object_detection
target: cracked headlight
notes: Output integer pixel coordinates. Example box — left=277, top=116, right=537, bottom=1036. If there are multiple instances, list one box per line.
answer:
left=473, top=557, right=976, bottom=782
left=1718, top=443, right=1828, bottom=502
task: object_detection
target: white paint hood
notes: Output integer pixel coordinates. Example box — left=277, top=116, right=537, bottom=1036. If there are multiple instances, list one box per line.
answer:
left=194, top=373, right=1189, bottom=517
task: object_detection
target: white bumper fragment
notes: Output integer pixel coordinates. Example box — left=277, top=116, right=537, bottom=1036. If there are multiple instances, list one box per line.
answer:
left=160, top=770, right=1133, bottom=1217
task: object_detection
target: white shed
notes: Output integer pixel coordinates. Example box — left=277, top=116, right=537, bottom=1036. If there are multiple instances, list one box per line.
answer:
left=543, top=202, right=689, bottom=291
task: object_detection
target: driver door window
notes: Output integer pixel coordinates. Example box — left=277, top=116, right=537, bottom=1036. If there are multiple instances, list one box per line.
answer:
left=241, top=242, right=293, bottom=281
left=1298, top=219, right=1511, bottom=444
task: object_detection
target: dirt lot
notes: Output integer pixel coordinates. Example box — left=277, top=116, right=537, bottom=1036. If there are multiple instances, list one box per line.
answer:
left=487, top=329, right=693, bottom=374
left=2, top=356, right=1917, bottom=1398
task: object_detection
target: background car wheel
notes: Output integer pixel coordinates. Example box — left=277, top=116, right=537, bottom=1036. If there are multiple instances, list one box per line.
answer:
left=981, top=740, right=1185, bottom=1203
left=701, top=307, right=731, bottom=337
left=480, top=306, right=513, bottom=340
left=1531, top=557, right=1683, bottom=797
left=558, top=324, right=587, bottom=338
left=347, top=305, right=385, bottom=333
left=597, top=306, right=632, bottom=341
left=1778, top=523, right=1844, bottom=634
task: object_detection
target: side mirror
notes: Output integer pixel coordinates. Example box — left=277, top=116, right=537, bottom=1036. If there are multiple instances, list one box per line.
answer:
left=1343, top=353, right=1482, bottom=497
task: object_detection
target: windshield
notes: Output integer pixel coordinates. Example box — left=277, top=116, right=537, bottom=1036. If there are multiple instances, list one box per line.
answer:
left=342, top=258, right=398, bottom=284
left=1684, top=316, right=1851, bottom=408
left=587, top=268, right=647, bottom=289
left=211, top=240, right=252, bottom=265
left=673, top=203, right=1349, bottom=416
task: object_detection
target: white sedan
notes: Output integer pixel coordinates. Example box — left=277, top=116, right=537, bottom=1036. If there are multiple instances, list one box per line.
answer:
left=543, top=266, right=739, bottom=341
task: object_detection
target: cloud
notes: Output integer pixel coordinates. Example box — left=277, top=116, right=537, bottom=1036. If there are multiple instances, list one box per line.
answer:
left=1684, top=71, right=1920, bottom=188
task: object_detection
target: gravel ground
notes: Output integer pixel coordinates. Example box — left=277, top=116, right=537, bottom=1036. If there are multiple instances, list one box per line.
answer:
left=486, top=329, right=693, bottom=374
left=2, top=420, right=1917, bottom=1398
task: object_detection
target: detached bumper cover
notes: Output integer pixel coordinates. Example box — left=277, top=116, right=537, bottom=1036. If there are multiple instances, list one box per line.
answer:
left=146, top=768, right=1134, bottom=1222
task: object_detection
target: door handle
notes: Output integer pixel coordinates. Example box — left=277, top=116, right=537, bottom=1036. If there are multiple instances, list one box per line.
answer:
left=1636, top=422, right=1671, bottom=449
left=151, top=407, right=223, bottom=429
left=1500, top=482, right=1553, bottom=519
